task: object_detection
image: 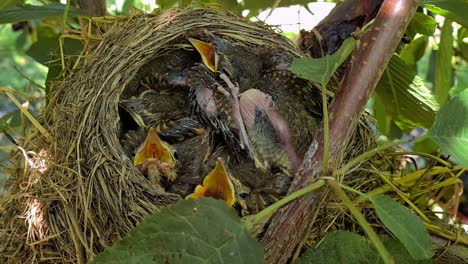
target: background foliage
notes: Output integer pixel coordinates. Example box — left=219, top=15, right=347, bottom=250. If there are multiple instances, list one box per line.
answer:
left=0, top=0, right=467, bottom=263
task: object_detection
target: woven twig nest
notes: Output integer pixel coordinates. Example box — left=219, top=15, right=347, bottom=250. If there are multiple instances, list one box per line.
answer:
left=0, top=8, right=384, bottom=263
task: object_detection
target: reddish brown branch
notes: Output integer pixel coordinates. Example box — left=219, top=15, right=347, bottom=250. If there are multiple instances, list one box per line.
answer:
left=299, top=0, right=383, bottom=57
left=262, top=1, right=419, bottom=263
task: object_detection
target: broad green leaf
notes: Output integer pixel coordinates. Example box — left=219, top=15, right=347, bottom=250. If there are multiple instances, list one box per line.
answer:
left=434, top=19, right=454, bottom=107
left=412, top=137, right=439, bottom=154
left=406, top=12, right=437, bottom=38
left=26, top=26, right=83, bottom=67
left=0, top=3, right=89, bottom=24
left=295, top=232, right=373, bottom=264
left=376, top=55, right=438, bottom=133
left=0, top=0, right=25, bottom=10
left=289, top=37, right=356, bottom=86
left=373, top=95, right=391, bottom=136
left=421, top=0, right=468, bottom=28
left=370, top=195, right=432, bottom=260
left=429, top=90, right=468, bottom=166
left=91, top=198, right=263, bottom=264
left=44, top=38, right=83, bottom=97
left=400, top=36, right=429, bottom=66
left=45, top=51, right=63, bottom=97
left=26, top=27, right=59, bottom=65
left=372, top=235, right=431, bottom=264
left=14, top=26, right=30, bottom=50
left=388, top=121, right=404, bottom=140
left=296, top=232, right=430, bottom=264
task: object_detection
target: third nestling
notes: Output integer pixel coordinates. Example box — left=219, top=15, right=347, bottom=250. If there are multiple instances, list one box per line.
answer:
left=188, top=32, right=322, bottom=178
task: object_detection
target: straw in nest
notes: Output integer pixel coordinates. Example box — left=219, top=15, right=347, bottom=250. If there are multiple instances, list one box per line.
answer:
left=0, top=7, right=385, bottom=263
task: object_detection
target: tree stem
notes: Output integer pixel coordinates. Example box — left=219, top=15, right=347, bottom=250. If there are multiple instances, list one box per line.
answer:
left=262, top=1, right=419, bottom=263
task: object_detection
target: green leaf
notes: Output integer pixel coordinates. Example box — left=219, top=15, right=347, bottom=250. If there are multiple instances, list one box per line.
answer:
left=44, top=38, right=82, bottom=97
left=421, top=0, right=468, bottom=28
left=296, top=232, right=430, bottom=264
left=373, top=95, right=391, bottom=136
left=450, top=64, right=468, bottom=97
left=412, top=137, right=439, bottom=154
left=434, top=19, right=454, bottom=107
left=289, top=37, right=356, bottom=86
left=0, top=0, right=25, bottom=10
left=400, top=36, right=429, bottom=65
left=458, top=28, right=468, bottom=62
left=121, top=0, right=135, bottom=13
left=0, top=3, right=89, bottom=24
left=376, top=55, right=438, bottom=133
left=374, top=235, right=431, bottom=264
left=406, top=12, right=437, bottom=38
left=91, top=198, right=263, bottom=264
left=26, top=27, right=59, bottom=65
left=370, top=195, right=432, bottom=260
left=157, top=0, right=179, bottom=10
left=295, top=232, right=373, bottom=264
left=26, top=26, right=83, bottom=66
left=428, top=90, right=468, bottom=166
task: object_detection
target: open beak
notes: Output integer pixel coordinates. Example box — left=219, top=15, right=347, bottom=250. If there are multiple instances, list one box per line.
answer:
left=189, top=37, right=217, bottom=73
left=134, top=127, right=175, bottom=167
left=186, top=157, right=235, bottom=206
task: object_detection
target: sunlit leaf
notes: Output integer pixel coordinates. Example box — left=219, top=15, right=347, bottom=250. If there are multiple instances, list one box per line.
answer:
left=0, top=0, right=25, bottom=10
left=429, top=90, right=468, bottom=167
left=289, top=37, right=355, bottom=86
left=400, top=36, right=429, bottom=66
left=421, top=0, right=468, bottom=28
left=406, top=12, right=437, bottom=38
left=370, top=195, right=432, bottom=260
left=0, top=3, right=89, bottom=24
left=376, top=55, right=438, bottom=132
left=91, top=198, right=263, bottom=264
left=434, top=19, right=454, bottom=107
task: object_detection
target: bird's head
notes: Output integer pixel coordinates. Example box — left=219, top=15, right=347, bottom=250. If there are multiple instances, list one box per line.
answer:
left=188, top=33, right=238, bottom=79
left=119, top=90, right=154, bottom=127
left=186, top=157, right=236, bottom=206
left=134, top=127, right=177, bottom=180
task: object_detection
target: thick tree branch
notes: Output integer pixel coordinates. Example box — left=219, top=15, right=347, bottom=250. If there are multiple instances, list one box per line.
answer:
left=299, top=0, right=383, bottom=57
left=262, top=1, right=419, bottom=263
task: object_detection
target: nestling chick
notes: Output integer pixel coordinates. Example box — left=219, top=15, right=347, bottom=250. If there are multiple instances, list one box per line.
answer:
left=133, top=127, right=177, bottom=193
left=188, top=33, right=318, bottom=176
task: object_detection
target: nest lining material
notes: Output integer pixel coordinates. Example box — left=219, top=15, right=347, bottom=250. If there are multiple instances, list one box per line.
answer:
left=0, top=8, right=380, bottom=263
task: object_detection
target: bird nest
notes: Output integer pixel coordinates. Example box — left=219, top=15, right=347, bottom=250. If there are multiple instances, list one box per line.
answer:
left=0, top=7, right=400, bottom=264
